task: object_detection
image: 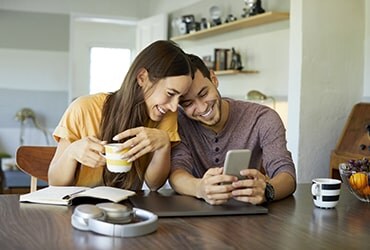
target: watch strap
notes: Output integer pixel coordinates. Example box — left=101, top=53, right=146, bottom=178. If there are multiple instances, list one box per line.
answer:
left=264, top=182, right=275, bottom=204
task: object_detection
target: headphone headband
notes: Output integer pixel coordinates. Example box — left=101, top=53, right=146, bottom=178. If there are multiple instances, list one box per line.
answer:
left=71, top=203, right=158, bottom=237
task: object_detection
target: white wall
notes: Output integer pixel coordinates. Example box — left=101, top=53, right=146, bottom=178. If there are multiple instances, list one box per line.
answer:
left=364, top=1, right=370, bottom=98
left=286, top=0, right=302, bottom=174
left=146, top=0, right=201, bottom=15
left=69, top=20, right=136, bottom=100
left=0, top=0, right=149, bottom=17
left=0, top=49, right=68, bottom=91
left=288, top=0, right=365, bottom=182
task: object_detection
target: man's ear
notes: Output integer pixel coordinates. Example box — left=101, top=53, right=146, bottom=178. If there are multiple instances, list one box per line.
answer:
left=136, top=68, right=149, bottom=87
left=209, top=70, right=219, bottom=88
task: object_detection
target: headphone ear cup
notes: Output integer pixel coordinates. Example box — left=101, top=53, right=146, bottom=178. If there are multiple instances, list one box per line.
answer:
left=96, top=203, right=134, bottom=224
left=71, top=204, right=105, bottom=231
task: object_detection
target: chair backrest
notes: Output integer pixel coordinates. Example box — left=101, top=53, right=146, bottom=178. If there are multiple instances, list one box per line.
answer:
left=16, top=146, right=56, bottom=192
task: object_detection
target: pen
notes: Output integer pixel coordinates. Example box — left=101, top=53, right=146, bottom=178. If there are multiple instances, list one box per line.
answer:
left=62, top=189, right=86, bottom=200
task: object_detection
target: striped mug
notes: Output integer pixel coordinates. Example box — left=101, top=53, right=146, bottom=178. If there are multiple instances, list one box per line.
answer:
left=101, top=143, right=132, bottom=173
left=311, top=178, right=341, bottom=209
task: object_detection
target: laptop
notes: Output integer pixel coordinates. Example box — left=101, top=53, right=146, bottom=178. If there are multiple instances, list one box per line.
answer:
left=129, top=189, right=268, bottom=217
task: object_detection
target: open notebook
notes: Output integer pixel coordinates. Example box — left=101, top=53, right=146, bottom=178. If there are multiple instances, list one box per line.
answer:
left=129, top=189, right=268, bottom=217
left=20, top=186, right=135, bottom=206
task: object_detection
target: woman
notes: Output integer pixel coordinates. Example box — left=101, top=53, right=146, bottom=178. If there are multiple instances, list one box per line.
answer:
left=48, top=40, right=193, bottom=191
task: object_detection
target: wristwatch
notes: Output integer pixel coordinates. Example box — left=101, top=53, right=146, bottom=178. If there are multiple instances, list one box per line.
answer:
left=264, top=182, right=275, bottom=204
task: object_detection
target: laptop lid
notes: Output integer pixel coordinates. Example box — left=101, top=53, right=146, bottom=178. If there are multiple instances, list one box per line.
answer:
left=129, top=189, right=268, bottom=217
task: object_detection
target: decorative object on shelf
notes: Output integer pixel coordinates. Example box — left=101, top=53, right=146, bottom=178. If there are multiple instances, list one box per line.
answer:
left=179, top=14, right=196, bottom=34
left=15, top=108, right=50, bottom=146
left=225, top=14, right=237, bottom=23
left=214, top=48, right=230, bottom=71
left=177, top=22, right=187, bottom=35
left=242, top=0, right=265, bottom=18
left=172, top=17, right=185, bottom=36
left=200, top=18, right=210, bottom=30
left=189, top=21, right=201, bottom=34
left=246, top=90, right=276, bottom=109
left=209, top=5, right=222, bottom=26
left=230, top=47, right=243, bottom=70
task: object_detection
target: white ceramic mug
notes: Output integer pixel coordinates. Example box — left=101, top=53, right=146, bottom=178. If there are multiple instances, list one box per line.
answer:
left=311, top=178, right=341, bottom=209
left=101, top=143, right=132, bottom=173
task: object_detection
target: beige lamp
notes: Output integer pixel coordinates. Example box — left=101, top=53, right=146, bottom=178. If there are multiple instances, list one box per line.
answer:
left=246, top=90, right=276, bottom=109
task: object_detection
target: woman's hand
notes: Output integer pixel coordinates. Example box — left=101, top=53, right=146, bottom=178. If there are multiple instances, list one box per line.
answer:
left=69, top=136, right=107, bottom=168
left=48, top=136, right=106, bottom=186
left=112, top=126, right=170, bottom=162
left=111, top=127, right=171, bottom=190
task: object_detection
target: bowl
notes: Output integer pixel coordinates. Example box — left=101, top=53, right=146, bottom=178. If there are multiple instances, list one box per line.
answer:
left=339, top=160, right=370, bottom=202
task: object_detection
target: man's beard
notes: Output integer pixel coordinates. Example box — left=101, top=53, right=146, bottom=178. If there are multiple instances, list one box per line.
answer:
left=200, top=93, right=222, bottom=127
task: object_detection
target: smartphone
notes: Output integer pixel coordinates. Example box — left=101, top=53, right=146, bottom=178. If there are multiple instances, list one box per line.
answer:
left=223, top=149, right=251, bottom=180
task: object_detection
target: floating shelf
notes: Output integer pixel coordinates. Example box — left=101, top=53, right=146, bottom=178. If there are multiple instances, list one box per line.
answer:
left=215, top=70, right=259, bottom=76
left=171, top=12, right=289, bottom=41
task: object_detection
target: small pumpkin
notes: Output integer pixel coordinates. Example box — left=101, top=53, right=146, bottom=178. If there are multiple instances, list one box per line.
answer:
left=349, top=173, right=368, bottom=190
left=362, top=186, right=370, bottom=196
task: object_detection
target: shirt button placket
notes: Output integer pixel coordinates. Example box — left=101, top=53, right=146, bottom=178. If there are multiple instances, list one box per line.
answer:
left=214, top=137, right=219, bottom=164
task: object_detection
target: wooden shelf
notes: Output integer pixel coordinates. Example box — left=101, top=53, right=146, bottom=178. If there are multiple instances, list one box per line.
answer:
left=215, top=70, right=259, bottom=76
left=171, top=12, right=289, bottom=41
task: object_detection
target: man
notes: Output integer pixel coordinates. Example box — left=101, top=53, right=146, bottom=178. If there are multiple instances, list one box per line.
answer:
left=169, top=54, right=296, bottom=205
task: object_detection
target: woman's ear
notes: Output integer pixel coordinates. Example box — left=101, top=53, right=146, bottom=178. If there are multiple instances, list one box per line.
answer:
left=136, top=68, right=149, bottom=87
left=209, top=70, right=219, bottom=88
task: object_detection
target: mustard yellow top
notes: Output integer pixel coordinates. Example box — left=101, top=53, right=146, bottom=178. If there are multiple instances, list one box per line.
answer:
left=53, top=93, right=180, bottom=187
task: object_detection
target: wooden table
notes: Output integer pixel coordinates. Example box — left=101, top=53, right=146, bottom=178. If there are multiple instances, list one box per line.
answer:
left=0, top=184, right=369, bottom=250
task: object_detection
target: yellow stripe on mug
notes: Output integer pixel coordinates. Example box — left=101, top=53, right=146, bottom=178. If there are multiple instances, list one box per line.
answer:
left=101, top=143, right=132, bottom=173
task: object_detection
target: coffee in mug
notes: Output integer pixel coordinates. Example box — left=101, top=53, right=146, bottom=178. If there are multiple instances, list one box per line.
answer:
left=311, top=178, right=341, bottom=209
left=101, top=143, right=132, bottom=173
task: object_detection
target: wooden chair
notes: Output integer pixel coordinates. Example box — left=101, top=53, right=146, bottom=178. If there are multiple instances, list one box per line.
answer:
left=16, top=146, right=56, bottom=192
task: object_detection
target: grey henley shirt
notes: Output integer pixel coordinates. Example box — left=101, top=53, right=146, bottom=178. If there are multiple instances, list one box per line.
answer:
left=171, top=98, right=296, bottom=180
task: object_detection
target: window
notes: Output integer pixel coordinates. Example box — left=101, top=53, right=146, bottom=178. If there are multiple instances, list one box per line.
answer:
left=89, top=47, right=131, bottom=94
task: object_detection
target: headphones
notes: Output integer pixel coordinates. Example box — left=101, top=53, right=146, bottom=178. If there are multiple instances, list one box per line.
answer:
left=71, top=203, right=158, bottom=237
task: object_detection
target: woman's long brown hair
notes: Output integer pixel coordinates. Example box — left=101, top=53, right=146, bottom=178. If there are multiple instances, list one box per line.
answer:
left=99, top=40, right=192, bottom=190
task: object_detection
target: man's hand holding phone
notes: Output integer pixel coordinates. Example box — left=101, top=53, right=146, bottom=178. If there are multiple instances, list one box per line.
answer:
left=230, top=168, right=269, bottom=205
left=196, top=167, right=237, bottom=205
left=197, top=149, right=269, bottom=205
left=220, top=149, right=269, bottom=205
left=196, top=149, right=251, bottom=205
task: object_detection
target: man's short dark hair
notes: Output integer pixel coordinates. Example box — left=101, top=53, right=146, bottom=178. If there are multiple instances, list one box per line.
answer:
left=187, top=54, right=212, bottom=80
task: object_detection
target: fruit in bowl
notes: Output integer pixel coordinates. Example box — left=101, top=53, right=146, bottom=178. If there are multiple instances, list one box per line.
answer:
left=339, top=158, right=370, bottom=202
